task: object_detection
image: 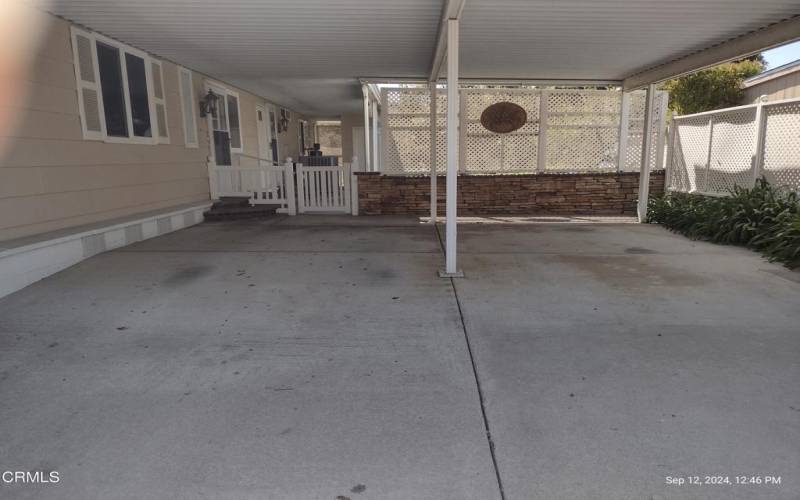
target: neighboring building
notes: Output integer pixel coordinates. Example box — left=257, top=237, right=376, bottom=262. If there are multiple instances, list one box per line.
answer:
left=743, top=59, right=800, bottom=102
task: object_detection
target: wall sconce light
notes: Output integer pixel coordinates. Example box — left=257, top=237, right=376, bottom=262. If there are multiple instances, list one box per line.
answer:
left=199, top=90, right=220, bottom=117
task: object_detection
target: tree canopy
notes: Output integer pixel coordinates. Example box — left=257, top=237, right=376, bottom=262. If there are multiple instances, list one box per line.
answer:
left=664, top=58, right=764, bottom=115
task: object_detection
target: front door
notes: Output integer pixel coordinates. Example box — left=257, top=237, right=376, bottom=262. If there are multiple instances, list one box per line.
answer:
left=209, top=85, right=231, bottom=166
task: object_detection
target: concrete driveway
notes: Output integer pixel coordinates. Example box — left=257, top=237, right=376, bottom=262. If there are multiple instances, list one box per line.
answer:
left=0, top=216, right=798, bottom=500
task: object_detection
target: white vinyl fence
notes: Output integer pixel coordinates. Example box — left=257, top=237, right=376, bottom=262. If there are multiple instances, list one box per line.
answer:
left=667, top=96, right=800, bottom=195
left=381, top=87, right=667, bottom=175
left=210, top=156, right=360, bottom=215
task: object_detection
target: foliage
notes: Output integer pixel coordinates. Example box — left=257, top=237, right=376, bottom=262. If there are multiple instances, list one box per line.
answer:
left=664, top=59, right=763, bottom=115
left=647, top=179, right=800, bottom=268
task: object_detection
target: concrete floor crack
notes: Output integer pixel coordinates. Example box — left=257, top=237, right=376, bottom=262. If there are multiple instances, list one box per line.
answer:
left=433, top=224, right=507, bottom=500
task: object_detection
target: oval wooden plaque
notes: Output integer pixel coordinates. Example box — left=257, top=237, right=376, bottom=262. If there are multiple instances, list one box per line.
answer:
left=480, top=102, right=527, bottom=133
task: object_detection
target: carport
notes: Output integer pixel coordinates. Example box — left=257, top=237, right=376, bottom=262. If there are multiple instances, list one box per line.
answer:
left=45, top=0, right=800, bottom=276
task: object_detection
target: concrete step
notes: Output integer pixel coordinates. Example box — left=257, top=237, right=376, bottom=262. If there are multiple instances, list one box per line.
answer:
left=204, top=198, right=281, bottom=220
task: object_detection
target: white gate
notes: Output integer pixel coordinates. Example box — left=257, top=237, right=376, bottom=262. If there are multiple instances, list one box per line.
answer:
left=296, top=164, right=352, bottom=213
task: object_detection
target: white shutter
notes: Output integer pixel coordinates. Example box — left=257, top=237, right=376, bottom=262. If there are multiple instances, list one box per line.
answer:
left=70, top=27, right=105, bottom=140
left=151, top=60, right=169, bottom=143
left=178, top=67, right=198, bottom=147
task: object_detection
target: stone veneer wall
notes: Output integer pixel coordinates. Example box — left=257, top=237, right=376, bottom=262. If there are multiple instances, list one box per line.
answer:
left=356, top=171, right=665, bottom=216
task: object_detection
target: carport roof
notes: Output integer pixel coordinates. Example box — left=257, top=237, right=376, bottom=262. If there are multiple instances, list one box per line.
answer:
left=42, top=0, right=800, bottom=116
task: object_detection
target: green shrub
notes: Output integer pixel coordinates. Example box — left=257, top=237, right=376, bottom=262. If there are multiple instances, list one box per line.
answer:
left=647, top=179, right=800, bottom=268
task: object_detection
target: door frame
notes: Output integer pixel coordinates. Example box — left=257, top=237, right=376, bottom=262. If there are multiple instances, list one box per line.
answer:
left=255, top=104, right=273, bottom=164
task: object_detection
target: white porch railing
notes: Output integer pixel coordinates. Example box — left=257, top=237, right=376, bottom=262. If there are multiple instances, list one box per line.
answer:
left=209, top=155, right=296, bottom=215
left=667, top=95, right=800, bottom=195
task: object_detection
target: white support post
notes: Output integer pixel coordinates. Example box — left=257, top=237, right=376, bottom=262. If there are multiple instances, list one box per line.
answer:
left=441, top=18, right=462, bottom=277
left=371, top=100, right=379, bottom=172
left=537, top=89, right=548, bottom=172
left=617, top=92, right=630, bottom=171
left=284, top=158, right=297, bottom=216
left=362, top=84, right=372, bottom=172
left=751, top=94, right=768, bottom=185
left=637, top=84, right=657, bottom=222
left=654, top=92, right=669, bottom=171
left=350, top=156, right=359, bottom=216
left=429, top=81, right=438, bottom=223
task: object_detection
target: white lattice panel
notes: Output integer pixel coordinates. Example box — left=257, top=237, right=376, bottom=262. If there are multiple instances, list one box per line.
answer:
left=546, top=90, right=620, bottom=171
left=667, top=97, right=800, bottom=195
left=381, top=88, right=447, bottom=175
left=462, top=89, right=540, bottom=173
left=668, top=115, right=712, bottom=193
left=624, top=90, right=668, bottom=172
left=706, top=108, right=757, bottom=194
left=762, top=101, right=800, bottom=192
left=381, top=87, right=668, bottom=176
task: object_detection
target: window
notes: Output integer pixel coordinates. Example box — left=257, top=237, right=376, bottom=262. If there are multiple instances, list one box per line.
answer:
left=178, top=67, right=197, bottom=147
left=125, top=52, right=152, bottom=137
left=96, top=42, right=127, bottom=137
left=227, top=94, right=241, bottom=151
left=71, top=27, right=166, bottom=144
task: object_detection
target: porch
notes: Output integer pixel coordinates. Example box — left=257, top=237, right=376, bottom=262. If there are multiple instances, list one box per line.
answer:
left=1, top=216, right=797, bottom=499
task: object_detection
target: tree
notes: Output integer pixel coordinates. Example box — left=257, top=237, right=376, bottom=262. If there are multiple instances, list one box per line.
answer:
left=664, top=58, right=764, bottom=115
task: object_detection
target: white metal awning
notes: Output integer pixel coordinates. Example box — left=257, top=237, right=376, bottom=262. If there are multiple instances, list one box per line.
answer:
left=41, top=0, right=800, bottom=116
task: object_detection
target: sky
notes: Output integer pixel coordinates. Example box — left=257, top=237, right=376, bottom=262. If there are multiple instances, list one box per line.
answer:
left=762, top=40, right=800, bottom=69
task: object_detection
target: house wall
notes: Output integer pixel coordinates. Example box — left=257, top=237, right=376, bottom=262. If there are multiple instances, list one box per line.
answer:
left=340, top=112, right=362, bottom=162
left=355, top=171, right=665, bottom=216
left=0, top=8, right=304, bottom=242
left=744, top=69, right=800, bottom=103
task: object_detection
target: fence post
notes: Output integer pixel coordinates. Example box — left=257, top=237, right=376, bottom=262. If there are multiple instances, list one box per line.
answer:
left=617, top=92, right=630, bottom=171
left=537, top=89, right=548, bottom=173
left=351, top=156, right=359, bottom=216
left=703, top=116, right=715, bottom=193
left=664, top=120, right=676, bottom=191
left=284, top=158, right=297, bottom=215
left=751, top=94, right=768, bottom=186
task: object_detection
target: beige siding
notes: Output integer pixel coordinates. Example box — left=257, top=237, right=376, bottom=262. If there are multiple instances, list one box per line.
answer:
left=340, top=112, right=363, bottom=161
left=0, top=9, right=305, bottom=242
left=744, top=70, right=800, bottom=103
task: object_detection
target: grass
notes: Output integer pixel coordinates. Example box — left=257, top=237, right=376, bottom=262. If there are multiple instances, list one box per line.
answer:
left=647, top=178, right=800, bottom=269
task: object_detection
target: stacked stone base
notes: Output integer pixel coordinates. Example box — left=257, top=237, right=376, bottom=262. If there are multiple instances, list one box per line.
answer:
left=356, top=171, right=665, bottom=216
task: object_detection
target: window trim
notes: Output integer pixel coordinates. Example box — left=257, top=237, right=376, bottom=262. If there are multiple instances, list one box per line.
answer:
left=177, top=66, right=198, bottom=148
left=71, top=27, right=162, bottom=145
left=225, top=90, right=243, bottom=154
left=151, top=59, right=169, bottom=144
left=205, top=81, right=244, bottom=154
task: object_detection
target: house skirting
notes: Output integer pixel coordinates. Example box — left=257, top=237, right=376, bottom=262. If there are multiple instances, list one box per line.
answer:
left=0, top=203, right=210, bottom=299
left=355, top=171, right=665, bottom=216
